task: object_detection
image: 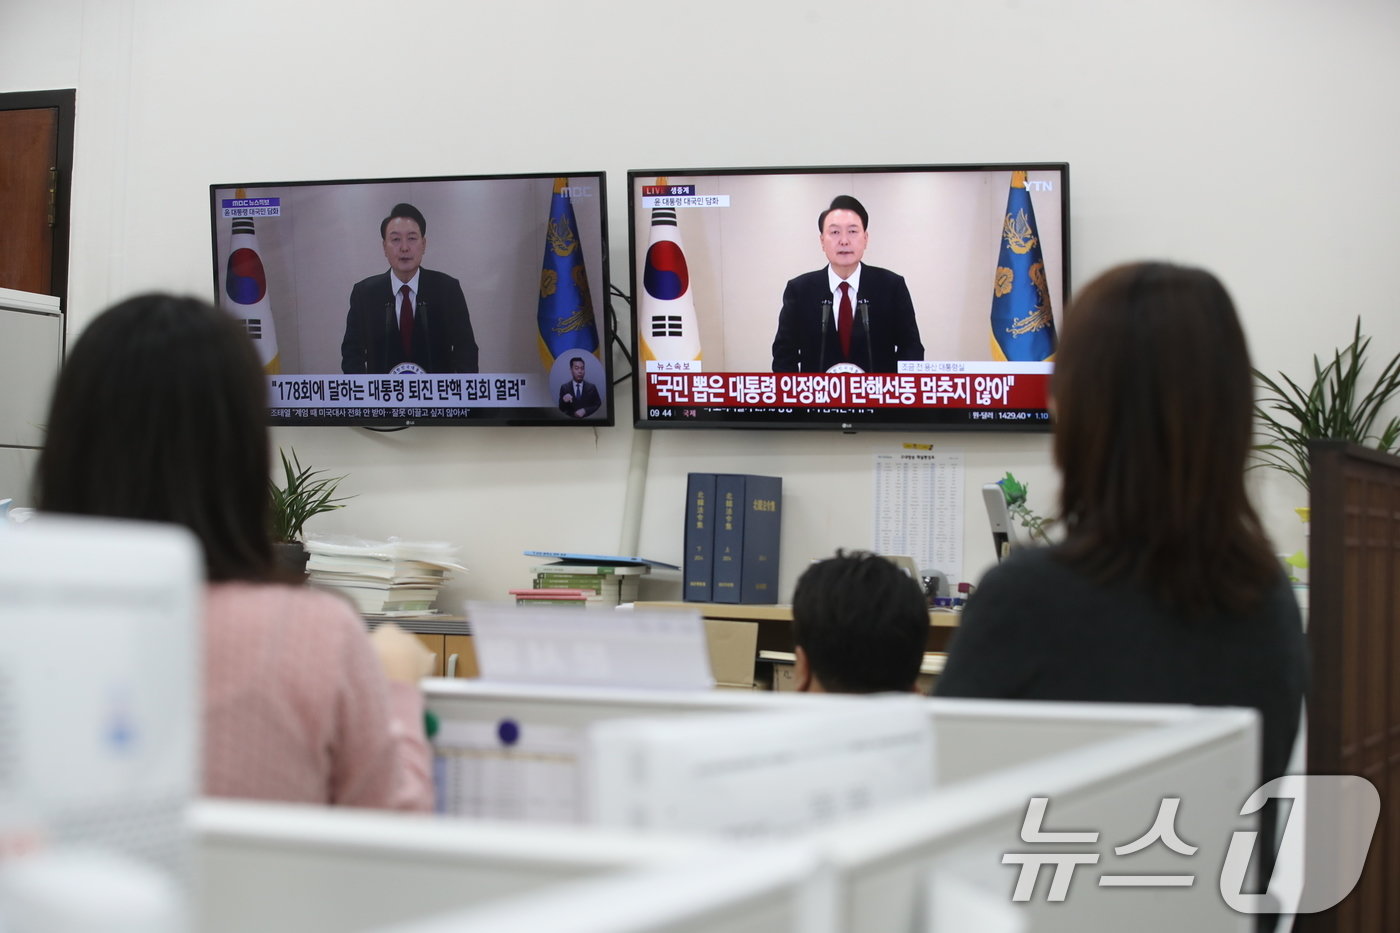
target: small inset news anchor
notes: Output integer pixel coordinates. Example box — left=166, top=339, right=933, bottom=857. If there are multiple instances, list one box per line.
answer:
left=770, top=195, right=923, bottom=373
left=559, top=355, right=602, bottom=418
left=341, top=202, right=479, bottom=374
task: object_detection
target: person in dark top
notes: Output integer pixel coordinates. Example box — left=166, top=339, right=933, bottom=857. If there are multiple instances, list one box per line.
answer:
left=935, top=261, right=1306, bottom=925
left=791, top=550, right=929, bottom=694
left=341, top=202, right=479, bottom=374
left=770, top=195, right=923, bottom=373
left=558, top=355, right=602, bottom=418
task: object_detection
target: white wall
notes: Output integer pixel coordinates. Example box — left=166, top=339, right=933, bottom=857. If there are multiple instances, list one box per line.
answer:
left=3, top=0, right=1397, bottom=603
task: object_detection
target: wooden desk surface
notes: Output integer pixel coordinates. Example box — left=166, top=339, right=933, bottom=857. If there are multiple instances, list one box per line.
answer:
left=634, top=601, right=960, bottom=628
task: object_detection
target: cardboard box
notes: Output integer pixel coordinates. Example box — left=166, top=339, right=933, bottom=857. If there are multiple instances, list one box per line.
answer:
left=702, top=617, right=759, bottom=688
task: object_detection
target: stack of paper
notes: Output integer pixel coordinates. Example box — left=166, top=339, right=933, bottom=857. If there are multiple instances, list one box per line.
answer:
left=305, top=534, right=465, bottom=617
left=524, top=562, right=648, bottom=608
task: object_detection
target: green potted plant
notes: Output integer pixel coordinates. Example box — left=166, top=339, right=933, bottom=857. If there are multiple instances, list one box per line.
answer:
left=1253, top=317, right=1400, bottom=581
left=998, top=472, right=1053, bottom=545
left=268, top=448, right=351, bottom=578
left=1252, top=317, right=1400, bottom=490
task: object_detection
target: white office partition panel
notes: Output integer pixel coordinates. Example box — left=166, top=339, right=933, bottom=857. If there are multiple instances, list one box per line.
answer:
left=921, top=697, right=1208, bottom=785
left=425, top=680, right=863, bottom=822
left=805, top=706, right=1260, bottom=933
left=587, top=698, right=934, bottom=838
left=0, top=517, right=201, bottom=877
left=196, top=691, right=1260, bottom=933
left=425, top=681, right=1213, bottom=822
left=191, top=799, right=721, bottom=933
left=368, top=844, right=832, bottom=933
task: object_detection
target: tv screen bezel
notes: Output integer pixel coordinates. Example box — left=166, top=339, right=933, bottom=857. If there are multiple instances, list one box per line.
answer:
left=625, top=162, right=1069, bottom=433
left=209, top=169, right=614, bottom=429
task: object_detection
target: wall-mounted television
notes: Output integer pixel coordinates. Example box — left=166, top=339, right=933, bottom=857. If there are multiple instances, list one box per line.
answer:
left=627, top=163, right=1068, bottom=431
left=210, top=171, right=612, bottom=427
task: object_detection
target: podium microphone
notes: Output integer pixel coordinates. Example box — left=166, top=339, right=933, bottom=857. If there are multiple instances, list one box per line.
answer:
left=858, top=299, right=872, bottom=372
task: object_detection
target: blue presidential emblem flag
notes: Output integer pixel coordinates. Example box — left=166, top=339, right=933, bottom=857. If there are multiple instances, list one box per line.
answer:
left=537, top=177, right=599, bottom=367
left=990, top=172, right=1057, bottom=362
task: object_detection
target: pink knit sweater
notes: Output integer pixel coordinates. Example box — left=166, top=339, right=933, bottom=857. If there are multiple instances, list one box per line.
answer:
left=201, top=582, right=433, bottom=810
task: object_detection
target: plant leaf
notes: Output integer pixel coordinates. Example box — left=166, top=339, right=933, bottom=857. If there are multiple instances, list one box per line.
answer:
left=268, top=448, right=352, bottom=542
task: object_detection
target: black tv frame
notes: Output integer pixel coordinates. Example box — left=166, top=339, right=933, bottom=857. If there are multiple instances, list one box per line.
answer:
left=209, top=170, right=613, bottom=429
left=626, top=162, right=1069, bottom=432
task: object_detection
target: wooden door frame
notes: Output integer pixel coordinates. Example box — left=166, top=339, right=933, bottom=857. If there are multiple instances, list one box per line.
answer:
left=0, top=89, right=75, bottom=314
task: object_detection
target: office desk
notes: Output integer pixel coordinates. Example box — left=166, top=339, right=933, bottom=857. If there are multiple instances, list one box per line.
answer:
left=633, top=602, right=958, bottom=651
left=381, top=605, right=960, bottom=689
left=634, top=602, right=960, bottom=689
left=367, top=615, right=477, bottom=678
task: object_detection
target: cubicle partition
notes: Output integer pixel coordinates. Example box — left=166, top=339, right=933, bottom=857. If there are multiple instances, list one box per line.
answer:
left=422, top=679, right=1205, bottom=817
left=192, top=683, right=1264, bottom=933
left=810, top=707, right=1259, bottom=932
left=372, top=844, right=832, bottom=933
left=1, top=516, right=201, bottom=932
left=362, top=702, right=1258, bottom=933
left=191, top=800, right=723, bottom=933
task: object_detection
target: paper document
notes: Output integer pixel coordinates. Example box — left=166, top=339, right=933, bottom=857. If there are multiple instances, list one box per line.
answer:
left=468, top=602, right=714, bottom=690
left=872, top=451, right=965, bottom=584
left=433, top=718, right=585, bottom=822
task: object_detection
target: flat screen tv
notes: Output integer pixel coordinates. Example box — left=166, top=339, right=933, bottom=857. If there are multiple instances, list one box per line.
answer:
left=210, top=171, right=612, bottom=427
left=627, top=163, right=1068, bottom=431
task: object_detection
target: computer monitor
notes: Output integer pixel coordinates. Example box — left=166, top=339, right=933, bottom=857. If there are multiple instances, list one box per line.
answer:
left=981, top=482, right=1014, bottom=559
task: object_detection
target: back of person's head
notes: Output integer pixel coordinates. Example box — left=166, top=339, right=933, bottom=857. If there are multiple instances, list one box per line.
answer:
left=1052, top=260, right=1277, bottom=613
left=380, top=202, right=427, bottom=239
left=37, top=293, right=273, bottom=582
left=818, top=195, right=869, bottom=232
left=791, top=550, right=927, bottom=693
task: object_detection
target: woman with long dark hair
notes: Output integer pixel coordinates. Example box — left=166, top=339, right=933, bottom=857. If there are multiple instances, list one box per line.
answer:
left=937, top=259, right=1305, bottom=795
left=38, top=293, right=432, bottom=809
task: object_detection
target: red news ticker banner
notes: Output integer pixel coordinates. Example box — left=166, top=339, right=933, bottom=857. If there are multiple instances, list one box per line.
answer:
left=645, top=371, right=1050, bottom=409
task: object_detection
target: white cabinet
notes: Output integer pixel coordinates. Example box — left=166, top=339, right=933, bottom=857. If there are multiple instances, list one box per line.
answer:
left=0, top=287, right=62, bottom=506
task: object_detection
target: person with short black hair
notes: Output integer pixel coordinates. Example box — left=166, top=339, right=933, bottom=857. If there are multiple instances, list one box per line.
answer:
left=771, top=195, right=924, bottom=373
left=791, top=550, right=929, bottom=694
left=341, top=201, right=479, bottom=373
left=39, top=293, right=434, bottom=810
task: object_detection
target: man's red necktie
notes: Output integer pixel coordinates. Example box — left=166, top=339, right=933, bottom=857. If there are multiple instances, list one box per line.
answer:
left=398, top=284, right=414, bottom=358
left=837, top=281, right=853, bottom=359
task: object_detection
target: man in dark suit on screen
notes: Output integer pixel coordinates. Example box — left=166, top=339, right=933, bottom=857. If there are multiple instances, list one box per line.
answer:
left=559, top=355, right=602, bottom=418
left=770, top=195, right=923, bottom=373
left=340, top=202, right=479, bottom=374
